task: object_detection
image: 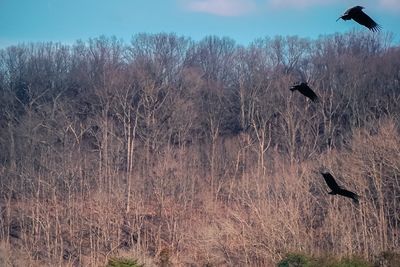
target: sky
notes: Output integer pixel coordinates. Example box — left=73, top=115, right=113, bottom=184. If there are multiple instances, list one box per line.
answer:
left=0, top=0, right=399, bottom=48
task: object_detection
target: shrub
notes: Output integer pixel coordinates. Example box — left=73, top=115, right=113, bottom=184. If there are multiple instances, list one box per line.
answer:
left=277, top=253, right=315, bottom=267
left=331, top=257, right=372, bottom=267
left=375, top=251, right=400, bottom=267
left=277, top=254, right=374, bottom=267
left=106, top=257, right=143, bottom=267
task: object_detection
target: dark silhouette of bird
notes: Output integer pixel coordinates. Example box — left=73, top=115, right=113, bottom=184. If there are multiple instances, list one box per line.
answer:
left=321, top=172, right=359, bottom=204
left=337, top=6, right=381, bottom=32
left=290, top=82, right=319, bottom=102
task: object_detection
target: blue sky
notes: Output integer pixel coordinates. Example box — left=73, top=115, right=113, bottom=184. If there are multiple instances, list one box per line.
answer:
left=0, top=0, right=399, bottom=48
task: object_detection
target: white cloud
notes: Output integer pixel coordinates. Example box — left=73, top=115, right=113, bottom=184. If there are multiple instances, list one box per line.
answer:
left=182, top=0, right=257, bottom=16
left=267, top=0, right=337, bottom=9
left=181, top=0, right=400, bottom=15
left=378, top=0, right=400, bottom=11
left=268, top=0, right=400, bottom=11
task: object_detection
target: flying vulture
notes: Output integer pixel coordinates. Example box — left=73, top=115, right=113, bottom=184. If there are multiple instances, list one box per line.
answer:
left=337, top=6, right=381, bottom=32
left=321, top=172, right=359, bottom=204
left=290, top=82, right=319, bottom=102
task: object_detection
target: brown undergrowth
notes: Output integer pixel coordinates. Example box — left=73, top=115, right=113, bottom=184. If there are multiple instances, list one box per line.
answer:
left=1, top=119, right=399, bottom=266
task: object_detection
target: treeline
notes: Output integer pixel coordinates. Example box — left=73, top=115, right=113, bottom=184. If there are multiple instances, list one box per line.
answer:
left=0, top=31, right=399, bottom=266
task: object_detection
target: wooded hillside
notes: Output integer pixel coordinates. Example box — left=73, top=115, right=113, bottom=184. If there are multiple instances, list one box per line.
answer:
left=0, top=31, right=399, bottom=266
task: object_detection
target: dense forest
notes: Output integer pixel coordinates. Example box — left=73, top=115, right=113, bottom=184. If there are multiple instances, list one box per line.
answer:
left=0, top=31, right=399, bottom=266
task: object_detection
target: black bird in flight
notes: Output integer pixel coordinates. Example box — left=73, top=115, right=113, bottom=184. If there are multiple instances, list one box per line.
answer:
left=337, top=6, right=381, bottom=32
left=290, top=82, right=319, bottom=102
left=321, top=172, right=359, bottom=204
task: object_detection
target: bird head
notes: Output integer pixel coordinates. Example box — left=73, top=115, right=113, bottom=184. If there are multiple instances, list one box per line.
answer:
left=291, top=81, right=306, bottom=87
left=337, top=15, right=352, bottom=21
left=319, top=166, right=329, bottom=175
left=337, top=6, right=365, bottom=21
left=290, top=82, right=299, bottom=91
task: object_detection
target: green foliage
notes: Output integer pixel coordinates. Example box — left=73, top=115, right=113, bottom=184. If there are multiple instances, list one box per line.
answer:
left=375, top=251, right=400, bottom=267
left=277, top=253, right=315, bottom=267
left=330, top=257, right=372, bottom=267
left=106, top=257, right=143, bottom=267
left=277, top=254, right=374, bottom=267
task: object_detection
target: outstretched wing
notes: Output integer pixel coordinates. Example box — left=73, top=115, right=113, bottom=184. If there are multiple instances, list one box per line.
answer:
left=300, top=84, right=319, bottom=102
left=353, top=9, right=381, bottom=32
left=291, top=83, right=319, bottom=102
left=338, top=189, right=359, bottom=204
left=347, top=6, right=364, bottom=15
left=321, top=172, right=341, bottom=192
